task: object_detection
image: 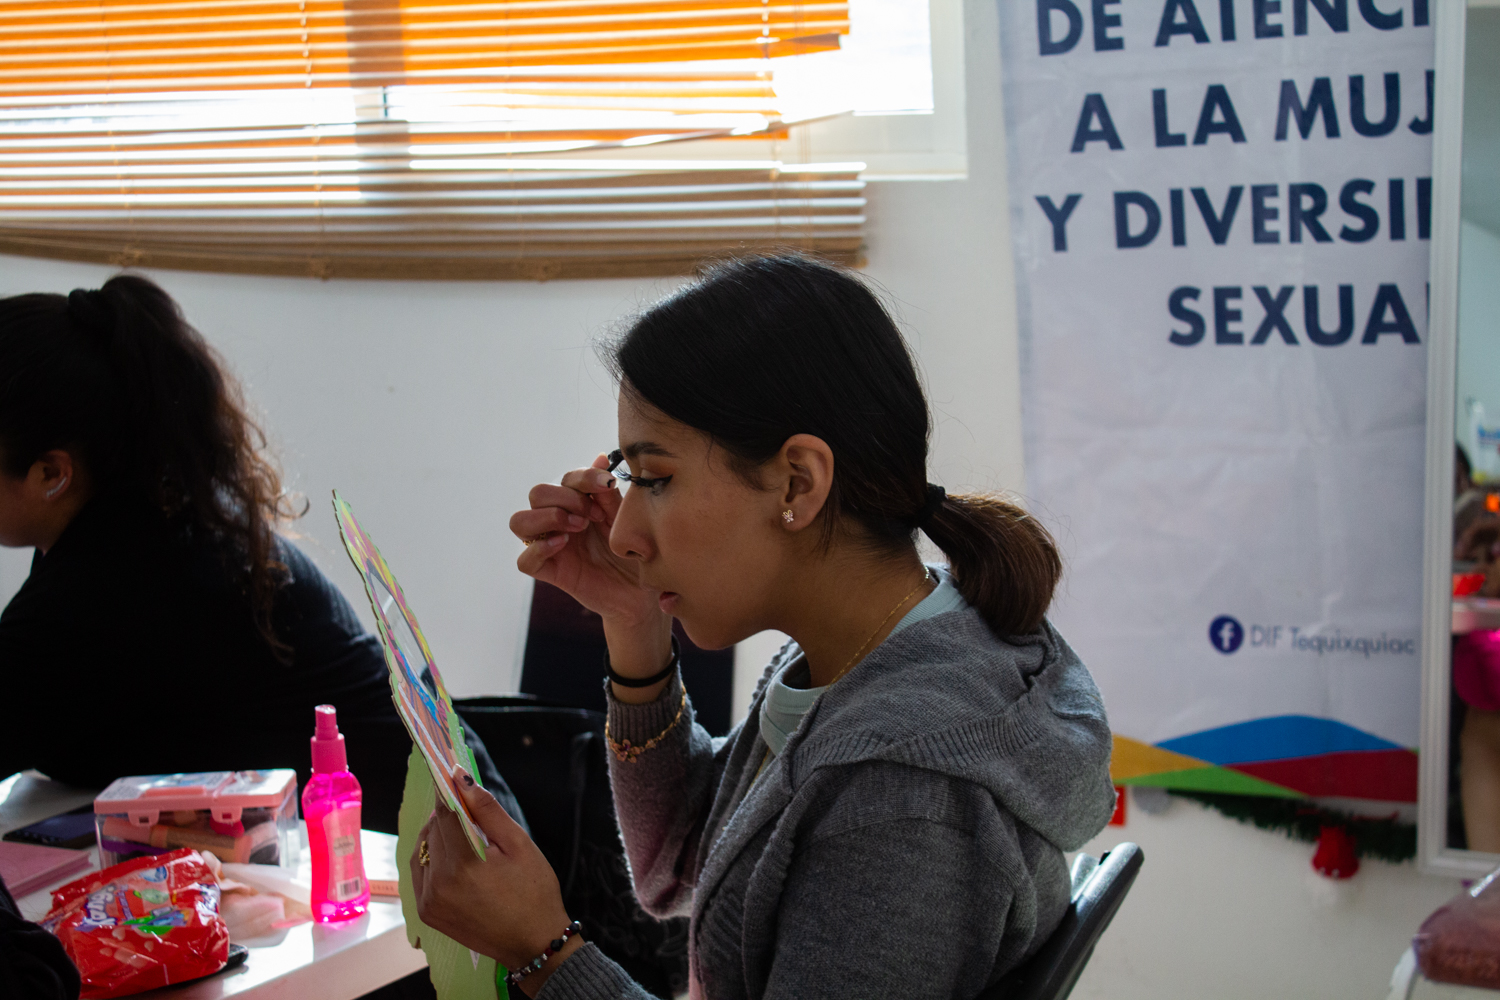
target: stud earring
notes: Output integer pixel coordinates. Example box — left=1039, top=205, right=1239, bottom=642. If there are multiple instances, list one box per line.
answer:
left=45, top=476, right=69, bottom=499
left=781, top=509, right=794, bottom=524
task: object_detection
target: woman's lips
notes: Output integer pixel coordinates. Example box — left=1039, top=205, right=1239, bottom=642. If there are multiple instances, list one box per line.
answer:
left=658, top=591, right=680, bottom=614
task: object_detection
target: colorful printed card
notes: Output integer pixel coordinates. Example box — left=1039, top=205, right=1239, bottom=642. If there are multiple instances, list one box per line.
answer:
left=332, top=491, right=487, bottom=859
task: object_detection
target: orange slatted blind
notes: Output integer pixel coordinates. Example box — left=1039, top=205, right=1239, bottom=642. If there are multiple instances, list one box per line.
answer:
left=0, top=0, right=847, bottom=95
left=0, top=1, right=866, bottom=280
left=0, top=161, right=866, bottom=279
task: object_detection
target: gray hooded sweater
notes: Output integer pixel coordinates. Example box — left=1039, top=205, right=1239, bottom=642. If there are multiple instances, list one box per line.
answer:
left=537, top=607, right=1116, bottom=1000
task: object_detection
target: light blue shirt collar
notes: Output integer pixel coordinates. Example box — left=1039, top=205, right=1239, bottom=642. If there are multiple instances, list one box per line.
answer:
left=758, top=565, right=967, bottom=758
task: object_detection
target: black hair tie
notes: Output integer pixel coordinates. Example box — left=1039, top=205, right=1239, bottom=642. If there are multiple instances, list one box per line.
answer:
left=605, top=636, right=680, bottom=688
left=66, top=288, right=112, bottom=333
left=914, top=483, right=946, bottom=531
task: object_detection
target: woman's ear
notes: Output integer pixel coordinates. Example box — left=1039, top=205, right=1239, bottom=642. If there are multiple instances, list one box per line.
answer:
left=32, top=450, right=78, bottom=501
left=776, top=434, right=834, bottom=532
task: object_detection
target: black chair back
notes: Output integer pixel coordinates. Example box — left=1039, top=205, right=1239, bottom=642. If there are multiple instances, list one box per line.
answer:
left=981, top=842, right=1144, bottom=1000
left=519, top=581, right=734, bottom=735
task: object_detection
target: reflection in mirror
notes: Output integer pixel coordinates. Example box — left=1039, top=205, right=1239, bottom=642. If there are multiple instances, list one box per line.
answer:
left=367, top=568, right=429, bottom=685
left=1448, top=4, right=1500, bottom=855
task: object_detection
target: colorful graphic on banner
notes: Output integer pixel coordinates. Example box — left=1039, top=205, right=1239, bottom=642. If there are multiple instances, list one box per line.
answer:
left=999, top=0, right=1433, bottom=801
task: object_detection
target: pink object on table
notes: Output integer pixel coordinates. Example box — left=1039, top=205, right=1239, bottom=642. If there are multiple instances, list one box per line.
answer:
left=304, top=705, right=369, bottom=924
left=92, top=770, right=300, bottom=869
left=1415, top=867, right=1500, bottom=989
left=0, top=840, right=91, bottom=897
left=1455, top=629, right=1500, bottom=712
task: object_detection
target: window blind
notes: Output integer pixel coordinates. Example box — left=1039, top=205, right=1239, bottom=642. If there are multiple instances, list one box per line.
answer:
left=0, top=1, right=865, bottom=279
left=0, top=0, right=847, bottom=94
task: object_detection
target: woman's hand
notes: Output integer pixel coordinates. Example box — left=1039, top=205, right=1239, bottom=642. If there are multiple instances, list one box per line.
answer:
left=410, top=779, right=585, bottom=998
left=512, top=454, right=673, bottom=694
left=511, top=454, right=658, bottom=627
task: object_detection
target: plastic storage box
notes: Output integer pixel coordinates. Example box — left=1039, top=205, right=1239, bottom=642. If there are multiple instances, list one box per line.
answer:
left=93, top=771, right=299, bottom=869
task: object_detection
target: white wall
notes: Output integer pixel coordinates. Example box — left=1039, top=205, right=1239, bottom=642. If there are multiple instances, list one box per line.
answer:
left=1077, top=796, right=1462, bottom=1000
left=1456, top=219, right=1500, bottom=476
left=0, top=159, right=1025, bottom=700
left=0, top=0, right=1469, bottom=995
left=0, top=3, right=1024, bottom=700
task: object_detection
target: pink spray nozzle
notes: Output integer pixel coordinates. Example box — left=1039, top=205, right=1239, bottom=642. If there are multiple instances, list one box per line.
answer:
left=310, top=704, right=347, bottom=773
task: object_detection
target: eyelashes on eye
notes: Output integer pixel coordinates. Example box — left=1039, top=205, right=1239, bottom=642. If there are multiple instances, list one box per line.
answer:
left=606, top=448, right=672, bottom=492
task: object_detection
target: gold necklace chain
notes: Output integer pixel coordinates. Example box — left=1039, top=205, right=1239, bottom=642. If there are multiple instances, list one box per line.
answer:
left=825, top=566, right=932, bottom=688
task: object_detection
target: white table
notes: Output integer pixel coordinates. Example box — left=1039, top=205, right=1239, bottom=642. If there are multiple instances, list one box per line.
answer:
left=1453, top=597, right=1500, bottom=635
left=1389, top=947, right=1500, bottom=999
left=2, top=772, right=428, bottom=1000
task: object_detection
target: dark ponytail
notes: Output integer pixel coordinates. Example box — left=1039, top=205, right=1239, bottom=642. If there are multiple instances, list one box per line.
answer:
left=0, top=274, right=301, bottom=653
left=920, top=494, right=1061, bottom=638
left=608, top=253, right=1062, bottom=638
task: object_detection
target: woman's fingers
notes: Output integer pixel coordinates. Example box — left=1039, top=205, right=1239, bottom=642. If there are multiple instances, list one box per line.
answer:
left=559, top=464, right=617, bottom=505
left=527, top=482, right=593, bottom=515
left=403, top=782, right=571, bottom=974
left=516, top=533, right=569, bottom=579
left=410, top=812, right=438, bottom=905
left=510, top=506, right=589, bottom=541
left=429, top=799, right=463, bottom=856
left=564, top=456, right=624, bottom=525
left=455, top=777, right=526, bottom=853
left=512, top=468, right=617, bottom=549
left=409, top=839, right=424, bottom=899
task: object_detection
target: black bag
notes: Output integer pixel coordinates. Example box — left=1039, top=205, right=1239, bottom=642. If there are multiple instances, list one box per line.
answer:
left=453, top=696, right=689, bottom=999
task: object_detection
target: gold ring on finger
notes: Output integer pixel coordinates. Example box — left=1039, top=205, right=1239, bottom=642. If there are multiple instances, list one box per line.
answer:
left=418, top=840, right=430, bottom=866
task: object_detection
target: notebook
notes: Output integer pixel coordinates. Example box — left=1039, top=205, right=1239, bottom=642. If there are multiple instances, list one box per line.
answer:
left=0, top=839, right=92, bottom=898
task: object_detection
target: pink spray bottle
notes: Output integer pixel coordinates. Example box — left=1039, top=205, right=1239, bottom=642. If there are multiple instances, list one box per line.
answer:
left=304, top=704, right=370, bottom=922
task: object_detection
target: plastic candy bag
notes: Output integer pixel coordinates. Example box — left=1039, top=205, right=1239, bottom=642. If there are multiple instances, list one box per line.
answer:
left=40, top=848, right=230, bottom=998
left=1414, top=866, right=1500, bottom=989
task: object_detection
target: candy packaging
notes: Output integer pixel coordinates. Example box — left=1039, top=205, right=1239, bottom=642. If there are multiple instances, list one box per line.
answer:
left=1414, top=866, right=1500, bottom=989
left=41, top=848, right=230, bottom=998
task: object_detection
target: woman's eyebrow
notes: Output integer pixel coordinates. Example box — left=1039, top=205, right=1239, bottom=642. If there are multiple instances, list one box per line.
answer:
left=622, top=441, right=676, bottom=460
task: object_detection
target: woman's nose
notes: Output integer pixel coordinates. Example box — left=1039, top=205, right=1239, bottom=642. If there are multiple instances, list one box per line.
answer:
left=608, top=493, right=652, bottom=562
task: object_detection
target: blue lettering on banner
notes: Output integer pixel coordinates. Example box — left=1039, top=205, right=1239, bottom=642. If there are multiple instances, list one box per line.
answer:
left=997, top=0, right=1432, bottom=780
left=1037, top=0, right=1085, bottom=56
left=1227, top=622, right=1419, bottom=655
left=1167, top=283, right=1417, bottom=346
left=1157, top=0, right=1212, bottom=46
left=1034, top=0, right=1428, bottom=59
left=1210, top=615, right=1245, bottom=653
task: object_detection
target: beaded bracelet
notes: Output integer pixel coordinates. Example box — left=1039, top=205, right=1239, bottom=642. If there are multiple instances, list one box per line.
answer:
left=605, top=684, right=687, bottom=763
left=502, top=920, right=583, bottom=989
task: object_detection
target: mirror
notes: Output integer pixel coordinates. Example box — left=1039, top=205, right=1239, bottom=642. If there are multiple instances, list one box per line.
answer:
left=1420, top=0, right=1500, bottom=875
left=367, top=568, right=431, bottom=687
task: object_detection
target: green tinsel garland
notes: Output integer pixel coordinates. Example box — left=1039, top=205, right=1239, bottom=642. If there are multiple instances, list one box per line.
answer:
left=1167, top=789, right=1417, bottom=863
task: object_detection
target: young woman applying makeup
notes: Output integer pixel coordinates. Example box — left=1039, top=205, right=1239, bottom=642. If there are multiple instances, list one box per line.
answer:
left=412, top=254, right=1115, bottom=1000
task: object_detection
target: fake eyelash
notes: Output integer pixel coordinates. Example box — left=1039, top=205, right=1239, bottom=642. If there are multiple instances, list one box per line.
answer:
left=607, top=449, right=673, bottom=491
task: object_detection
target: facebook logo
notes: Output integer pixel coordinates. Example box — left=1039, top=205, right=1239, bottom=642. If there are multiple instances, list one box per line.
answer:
left=1209, top=616, right=1244, bottom=654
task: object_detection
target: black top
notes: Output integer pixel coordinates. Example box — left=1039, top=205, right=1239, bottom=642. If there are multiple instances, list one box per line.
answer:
left=0, top=876, right=79, bottom=1000
left=0, top=492, right=516, bottom=835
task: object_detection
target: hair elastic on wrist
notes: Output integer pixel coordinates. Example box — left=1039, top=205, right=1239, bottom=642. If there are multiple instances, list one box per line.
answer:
left=502, top=920, right=583, bottom=989
left=604, top=637, right=679, bottom=688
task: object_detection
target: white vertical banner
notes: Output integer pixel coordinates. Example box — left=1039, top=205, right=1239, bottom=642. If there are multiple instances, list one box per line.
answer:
left=999, top=0, right=1433, bottom=800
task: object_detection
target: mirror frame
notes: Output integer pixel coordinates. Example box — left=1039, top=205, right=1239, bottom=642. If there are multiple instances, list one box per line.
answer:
left=1418, top=0, right=1490, bottom=877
